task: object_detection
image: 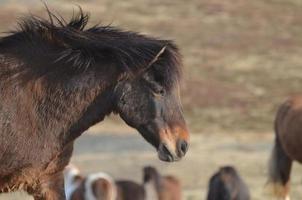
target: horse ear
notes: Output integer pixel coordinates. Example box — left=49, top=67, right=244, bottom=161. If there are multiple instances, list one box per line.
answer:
left=146, top=45, right=167, bottom=69
left=116, top=45, right=166, bottom=82
left=136, top=45, right=167, bottom=79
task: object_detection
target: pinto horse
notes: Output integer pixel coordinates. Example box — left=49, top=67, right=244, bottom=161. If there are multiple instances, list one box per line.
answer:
left=143, top=166, right=182, bottom=200
left=207, top=166, right=250, bottom=200
left=63, top=165, right=117, bottom=200
left=64, top=165, right=145, bottom=200
left=0, top=8, right=189, bottom=199
left=267, top=96, right=302, bottom=200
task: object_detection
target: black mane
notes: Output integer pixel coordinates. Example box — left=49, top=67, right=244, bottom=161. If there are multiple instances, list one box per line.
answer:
left=0, top=8, right=182, bottom=89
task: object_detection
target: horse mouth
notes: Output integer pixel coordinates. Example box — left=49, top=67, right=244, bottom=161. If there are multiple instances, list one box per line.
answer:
left=137, top=125, right=189, bottom=162
left=157, top=143, right=181, bottom=162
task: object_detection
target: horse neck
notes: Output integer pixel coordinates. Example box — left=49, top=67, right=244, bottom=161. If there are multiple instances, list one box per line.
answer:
left=1, top=41, right=123, bottom=137
left=144, top=174, right=163, bottom=200
left=32, top=70, right=117, bottom=143
left=153, top=173, right=163, bottom=192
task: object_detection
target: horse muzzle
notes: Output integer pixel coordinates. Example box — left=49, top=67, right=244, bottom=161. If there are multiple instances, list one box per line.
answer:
left=157, top=139, right=189, bottom=162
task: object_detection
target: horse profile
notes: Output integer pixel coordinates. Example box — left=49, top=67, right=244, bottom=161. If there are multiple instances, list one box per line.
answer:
left=0, top=8, right=189, bottom=199
left=207, top=166, right=250, bottom=200
left=143, top=166, right=182, bottom=200
left=267, top=96, right=302, bottom=200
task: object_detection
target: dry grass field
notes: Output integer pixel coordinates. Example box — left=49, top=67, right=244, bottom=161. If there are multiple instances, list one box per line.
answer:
left=1, top=123, right=302, bottom=200
left=1, top=0, right=302, bottom=199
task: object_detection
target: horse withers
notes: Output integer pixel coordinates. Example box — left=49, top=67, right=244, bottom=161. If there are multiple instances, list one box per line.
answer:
left=207, top=166, right=250, bottom=200
left=0, top=7, right=189, bottom=199
left=267, top=96, right=302, bottom=200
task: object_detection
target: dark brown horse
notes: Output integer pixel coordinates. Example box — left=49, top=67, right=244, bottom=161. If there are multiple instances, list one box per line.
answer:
left=143, top=166, right=182, bottom=200
left=0, top=8, right=189, bottom=200
left=116, top=180, right=145, bottom=200
left=207, top=166, right=250, bottom=200
left=267, top=96, right=302, bottom=200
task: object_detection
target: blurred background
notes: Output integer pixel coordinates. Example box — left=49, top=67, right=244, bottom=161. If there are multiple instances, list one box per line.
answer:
left=1, top=0, right=302, bottom=199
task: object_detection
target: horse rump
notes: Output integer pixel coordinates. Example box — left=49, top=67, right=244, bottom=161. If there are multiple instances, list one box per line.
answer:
left=267, top=101, right=292, bottom=200
left=207, top=166, right=250, bottom=200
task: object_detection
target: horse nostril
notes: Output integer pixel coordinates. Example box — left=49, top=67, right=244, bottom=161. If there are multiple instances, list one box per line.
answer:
left=178, top=140, right=188, bottom=156
left=158, top=143, right=173, bottom=161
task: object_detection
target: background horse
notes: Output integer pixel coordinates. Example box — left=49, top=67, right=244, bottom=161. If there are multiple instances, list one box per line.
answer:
left=0, top=7, right=189, bottom=200
left=64, top=164, right=145, bottom=200
left=267, top=96, right=302, bottom=200
left=64, top=165, right=116, bottom=200
left=206, top=166, right=250, bottom=200
left=143, top=166, right=182, bottom=200
left=116, top=180, right=145, bottom=200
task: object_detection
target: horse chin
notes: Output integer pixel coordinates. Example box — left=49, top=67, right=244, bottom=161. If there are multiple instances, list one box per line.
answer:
left=157, top=152, right=180, bottom=162
left=137, top=126, right=182, bottom=162
left=137, top=126, right=160, bottom=148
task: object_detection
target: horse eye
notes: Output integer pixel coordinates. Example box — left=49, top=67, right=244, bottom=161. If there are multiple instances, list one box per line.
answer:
left=158, top=89, right=165, bottom=95
left=120, top=96, right=126, bottom=105
left=154, top=88, right=165, bottom=96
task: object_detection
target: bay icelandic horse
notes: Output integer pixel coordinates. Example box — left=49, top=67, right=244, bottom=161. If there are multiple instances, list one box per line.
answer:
left=0, top=8, right=189, bottom=200
left=143, top=166, right=182, bottom=200
left=267, top=96, right=302, bottom=200
left=206, top=166, right=250, bottom=200
left=63, top=165, right=117, bottom=200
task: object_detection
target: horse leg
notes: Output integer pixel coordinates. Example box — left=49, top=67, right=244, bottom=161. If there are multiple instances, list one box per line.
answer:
left=37, top=143, right=74, bottom=200
left=268, top=134, right=292, bottom=200
left=44, top=172, right=66, bottom=200
left=33, top=172, right=66, bottom=200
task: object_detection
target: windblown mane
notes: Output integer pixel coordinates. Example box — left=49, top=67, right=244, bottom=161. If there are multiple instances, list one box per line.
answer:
left=0, top=8, right=182, bottom=89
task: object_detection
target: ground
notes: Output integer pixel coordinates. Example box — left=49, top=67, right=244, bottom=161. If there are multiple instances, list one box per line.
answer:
left=1, top=122, right=302, bottom=199
left=1, top=0, right=302, bottom=199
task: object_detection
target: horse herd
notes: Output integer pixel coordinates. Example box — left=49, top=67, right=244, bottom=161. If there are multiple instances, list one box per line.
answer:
left=0, top=6, right=300, bottom=200
left=63, top=164, right=181, bottom=200
left=62, top=164, right=249, bottom=200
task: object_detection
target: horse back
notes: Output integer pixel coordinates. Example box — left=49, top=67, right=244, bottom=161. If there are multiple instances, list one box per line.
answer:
left=207, top=166, right=250, bottom=200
